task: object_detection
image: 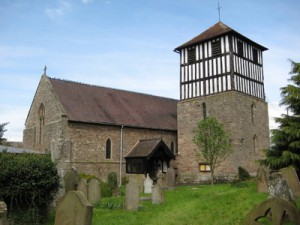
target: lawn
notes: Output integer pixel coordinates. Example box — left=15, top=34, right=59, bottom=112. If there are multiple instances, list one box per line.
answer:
left=47, top=181, right=272, bottom=225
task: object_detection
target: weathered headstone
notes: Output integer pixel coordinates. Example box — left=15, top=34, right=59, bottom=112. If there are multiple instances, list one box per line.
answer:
left=54, top=191, right=93, bottom=225
left=256, top=166, right=269, bottom=193
left=152, top=172, right=164, bottom=204
left=268, top=171, right=295, bottom=204
left=164, top=167, right=176, bottom=189
left=88, top=179, right=100, bottom=205
left=125, top=177, right=140, bottom=211
left=78, top=178, right=88, bottom=197
left=144, top=174, right=153, bottom=194
left=0, top=201, right=7, bottom=225
left=63, top=167, right=79, bottom=192
left=280, top=167, right=300, bottom=197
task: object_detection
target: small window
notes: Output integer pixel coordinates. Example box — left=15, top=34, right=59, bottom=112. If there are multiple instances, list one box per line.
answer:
left=212, top=39, right=221, bottom=56
left=251, top=103, right=256, bottom=124
left=188, top=47, right=196, bottom=64
left=237, top=40, right=243, bottom=57
left=105, top=138, right=111, bottom=159
left=38, top=104, right=45, bottom=144
left=199, top=163, right=211, bottom=172
left=202, top=102, right=207, bottom=119
left=253, top=48, right=258, bottom=63
left=253, top=135, right=258, bottom=153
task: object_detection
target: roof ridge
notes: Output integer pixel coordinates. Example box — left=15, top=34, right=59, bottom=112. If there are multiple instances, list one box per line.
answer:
left=48, top=76, right=178, bottom=101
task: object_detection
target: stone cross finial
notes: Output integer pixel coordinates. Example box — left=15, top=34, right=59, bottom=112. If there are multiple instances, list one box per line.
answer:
left=217, top=2, right=222, bottom=22
left=43, top=66, right=47, bottom=75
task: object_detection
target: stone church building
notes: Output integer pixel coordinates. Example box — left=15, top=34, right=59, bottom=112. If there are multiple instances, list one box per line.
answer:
left=23, top=22, right=270, bottom=184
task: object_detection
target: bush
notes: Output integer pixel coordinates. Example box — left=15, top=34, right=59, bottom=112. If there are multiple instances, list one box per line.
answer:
left=0, top=153, right=60, bottom=225
left=238, top=166, right=251, bottom=181
left=100, top=180, right=113, bottom=197
left=78, top=173, right=99, bottom=182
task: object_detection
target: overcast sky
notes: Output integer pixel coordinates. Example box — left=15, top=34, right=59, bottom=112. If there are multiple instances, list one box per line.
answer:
left=0, top=0, right=299, bottom=141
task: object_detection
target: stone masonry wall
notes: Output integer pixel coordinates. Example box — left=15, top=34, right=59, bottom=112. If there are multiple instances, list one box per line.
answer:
left=177, top=91, right=270, bottom=183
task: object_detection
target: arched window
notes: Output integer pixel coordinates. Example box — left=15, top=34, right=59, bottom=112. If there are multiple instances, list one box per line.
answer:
left=202, top=102, right=207, bottom=119
left=105, top=138, right=111, bottom=159
left=251, top=103, right=256, bottom=124
left=38, top=104, right=45, bottom=144
left=253, top=135, right=258, bottom=153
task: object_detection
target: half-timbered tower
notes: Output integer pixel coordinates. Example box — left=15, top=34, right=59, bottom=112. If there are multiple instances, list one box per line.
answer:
left=175, top=22, right=270, bottom=183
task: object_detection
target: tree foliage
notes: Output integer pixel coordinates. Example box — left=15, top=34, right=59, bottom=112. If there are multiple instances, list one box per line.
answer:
left=0, top=153, right=60, bottom=225
left=0, top=122, right=9, bottom=144
left=193, top=117, right=232, bottom=186
left=260, top=60, right=300, bottom=172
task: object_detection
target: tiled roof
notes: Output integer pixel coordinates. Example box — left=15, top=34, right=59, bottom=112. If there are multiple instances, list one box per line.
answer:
left=175, top=21, right=267, bottom=51
left=49, top=77, right=178, bottom=131
left=125, top=138, right=175, bottom=159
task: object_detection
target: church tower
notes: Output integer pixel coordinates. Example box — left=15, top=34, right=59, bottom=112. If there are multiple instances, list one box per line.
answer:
left=175, top=22, right=270, bottom=183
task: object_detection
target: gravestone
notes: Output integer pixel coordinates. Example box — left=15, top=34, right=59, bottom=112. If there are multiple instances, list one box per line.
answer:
left=280, top=167, right=300, bottom=197
left=125, top=177, right=140, bottom=211
left=54, top=191, right=93, bottom=225
left=78, top=178, right=88, bottom=197
left=144, top=174, right=153, bottom=194
left=0, top=201, right=7, bottom=225
left=268, top=172, right=295, bottom=204
left=152, top=172, right=164, bottom=204
left=164, top=167, right=176, bottom=189
left=88, top=179, right=100, bottom=205
left=64, top=167, right=79, bottom=192
left=256, top=167, right=269, bottom=193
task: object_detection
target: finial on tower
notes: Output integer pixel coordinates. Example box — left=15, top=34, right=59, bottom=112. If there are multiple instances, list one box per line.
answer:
left=43, top=66, right=47, bottom=75
left=217, top=2, right=222, bottom=22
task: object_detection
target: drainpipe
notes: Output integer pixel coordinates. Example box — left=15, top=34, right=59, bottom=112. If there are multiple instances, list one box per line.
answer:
left=119, top=125, right=124, bottom=187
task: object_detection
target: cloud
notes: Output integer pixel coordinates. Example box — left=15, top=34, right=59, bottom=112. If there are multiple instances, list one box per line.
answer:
left=45, top=0, right=72, bottom=19
left=268, top=102, right=286, bottom=130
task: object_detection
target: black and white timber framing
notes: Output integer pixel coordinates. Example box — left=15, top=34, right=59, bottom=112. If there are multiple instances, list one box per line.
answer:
left=175, top=22, right=268, bottom=101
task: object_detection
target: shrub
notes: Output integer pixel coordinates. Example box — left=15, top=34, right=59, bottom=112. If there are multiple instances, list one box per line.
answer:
left=108, top=172, right=118, bottom=195
left=238, top=166, right=251, bottom=181
left=100, top=180, right=113, bottom=197
left=78, top=173, right=99, bottom=182
left=0, top=153, right=60, bottom=225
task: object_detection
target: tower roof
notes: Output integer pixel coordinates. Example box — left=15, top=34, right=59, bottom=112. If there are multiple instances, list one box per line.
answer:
left=175, top=21, right=267, bottom=51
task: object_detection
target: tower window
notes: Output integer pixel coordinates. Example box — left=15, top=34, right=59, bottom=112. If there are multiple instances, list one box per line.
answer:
left=188, top=47, right=196, bottom=64
left=38, top=104, right=45, bottom=145
left=212, top=39, right=221, bottom=56
left=105, top=138, right=111, bottom=159
left=202, top=102, right=207, bottom=119
left=253, top=48, right=258, bottom=63
left=237, top=40, right=244, bottom=57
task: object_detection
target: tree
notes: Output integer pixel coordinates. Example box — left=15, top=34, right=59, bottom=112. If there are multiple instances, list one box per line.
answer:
left=193, top=117, right=232, bottom=186
left=0, top=122, right=9, bottom=144
left=260, top=60, right=300, bottom=172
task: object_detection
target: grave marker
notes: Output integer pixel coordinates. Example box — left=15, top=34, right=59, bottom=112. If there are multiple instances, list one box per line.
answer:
left=125, top=177, right=140, bottom=211
left=88, top=179, right=100, bottom=205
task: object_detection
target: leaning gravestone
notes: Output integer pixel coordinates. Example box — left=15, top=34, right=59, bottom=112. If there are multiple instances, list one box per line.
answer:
left=78, top=178, right=88, bottom=197
left=64, top=167, right=79, bottom=193
left=152, top=172, right=165, bottom=204
left=54, top=191, right=93, bottom=225
left=256, top=166, right=269, bottom=193
left=0, top=201, right=7, bottom=225
left=125, top=177, right=140, bottom=211
left=144, top=174, right=153, bottom=194
left=280, top=167, right=300, bottom=197
left=88, top=179, right=100, bottom=205
left=164, top=167, right=176, bottom=189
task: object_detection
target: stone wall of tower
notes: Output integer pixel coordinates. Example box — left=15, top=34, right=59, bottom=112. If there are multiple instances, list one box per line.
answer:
left=176, top=91, right=270, bottom=184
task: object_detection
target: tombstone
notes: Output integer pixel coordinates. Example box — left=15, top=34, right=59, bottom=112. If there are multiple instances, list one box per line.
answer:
left=152, top=172, right=164, bottom=204
left=63, top=167, right=79, bottom=193
left=144, top=174, right=153, bottom=194
left=54, top=191, right=93, bottom=225
left=256, top=167, right=269, bottom=193
left=88, top=179, right=100, bottom=205
left=125, top=177, right=140, bottom=211
left=267, top=171, right=295, bottom=204
left=164, top=167, right=176, bottom=189
left=280, top=167, right=300, bottom=197
left=77, top=178, right=88, bottom=197
left=0, top=201, right=7, bottom=225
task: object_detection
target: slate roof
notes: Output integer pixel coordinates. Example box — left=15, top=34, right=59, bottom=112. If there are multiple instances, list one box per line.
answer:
left=0, top=145, right=44, bottom=154
left=49, top=77, right=178, bottom=131
left=175, top=21, right=267, bottom=51
left=125, top=138, right=175, bottom=160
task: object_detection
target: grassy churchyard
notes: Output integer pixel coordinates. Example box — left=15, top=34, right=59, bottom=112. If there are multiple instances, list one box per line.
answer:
left=46, top=181, right=300, bottom=225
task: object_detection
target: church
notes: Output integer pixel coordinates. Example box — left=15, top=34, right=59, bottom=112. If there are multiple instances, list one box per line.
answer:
left=23, top=21, right=270, bottom=184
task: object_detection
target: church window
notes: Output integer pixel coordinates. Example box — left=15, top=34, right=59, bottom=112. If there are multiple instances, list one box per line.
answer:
left=202, top=102, right=207, bottom=119
left=253, top=135, right=258, bottom=153
left=188, top=47, right=196, bottom=64
left=251, top=103, right=256, bottom=124
left=199, top=163, right=211, bottom=172
left=237, top=40, right=244, bottom=57
left=105, top=138, right=111, bottom=159
left=38, top=104, right=45, bottom=144
left=253, top=48, right=258, bottom=63
left=212, top=39, right=221, bottom=56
